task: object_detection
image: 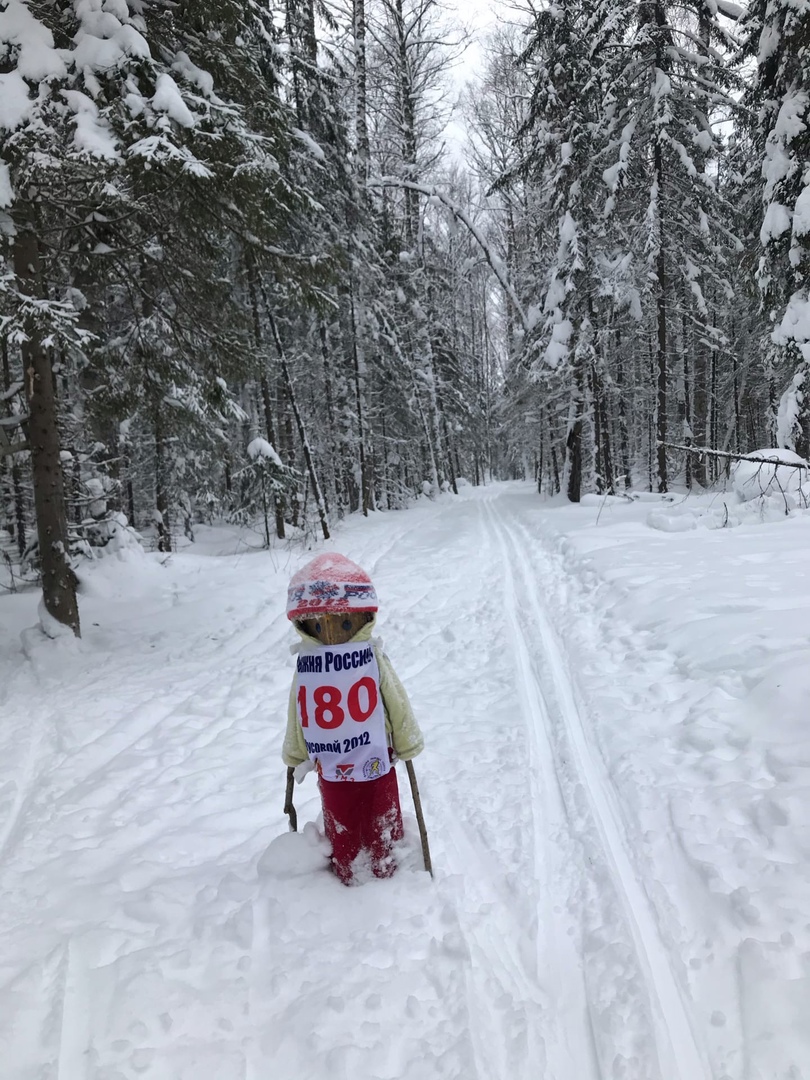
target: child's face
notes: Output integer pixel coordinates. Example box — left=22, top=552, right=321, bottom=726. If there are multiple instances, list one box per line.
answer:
left=300, top=611, right=372, bottom=645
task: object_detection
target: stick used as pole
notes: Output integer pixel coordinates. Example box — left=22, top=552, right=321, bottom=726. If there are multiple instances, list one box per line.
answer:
left=405, top=759, right=433, bottom=878
left=284, top=766, right=298, bottom=833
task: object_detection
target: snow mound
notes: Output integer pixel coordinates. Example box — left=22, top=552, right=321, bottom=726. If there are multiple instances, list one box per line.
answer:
left=257, top=823, right=331, bottom=879
left=745, top=657, right=810, bottom=753
left=644, top=450, right=810, bottom=533
left=731, top=448, right=809, bottom=503
left=646, top=496, right=809, bottom=532
left=580, top=492, right=676, bottom=508
left=647, top=509, right=698, bottom=532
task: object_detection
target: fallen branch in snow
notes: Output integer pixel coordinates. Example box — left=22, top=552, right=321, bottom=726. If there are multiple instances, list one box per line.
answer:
left=659, top=442, right=810, bottom=470
left=661, top=441, right=810, bottom=514
left=366, top=176, right=530, bottom=335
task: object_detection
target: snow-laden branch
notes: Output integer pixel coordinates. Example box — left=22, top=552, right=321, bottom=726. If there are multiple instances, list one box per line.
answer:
left=366, top=176, right=530, bottom=334
left=661, top=442, right=810, bottom=470
left=714, top=0, right=743, bottom=21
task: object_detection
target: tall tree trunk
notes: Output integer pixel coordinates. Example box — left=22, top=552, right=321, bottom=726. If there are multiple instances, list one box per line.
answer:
left=353, top=0, right=370, bottom=175
left=682, top=314, right=693, bottom=489
left=349, top=285, right=373, bottom=515
left=247, top=252, right=286, bottom=539
left=710, top=338, right=719, bottom=481
left=653, top=0, right=669, bottom=494
left=395, top=0, right=419, bottom=247
left=319, top=322, right=344, bottom=518
left=154, top=404, right=172, bottom=553
left=649, top=335, right=656, bottom=492
left=566, top=361, right=584, bottom=503
left=693, top=341, right=708, bottom=487
left=590, top=361, right=604, bottom=493
left=654, top=151, right=668, bottom=494
left=260, top=373, right=287, bottom=538
left=285, top=0, right=316, bottom=128
left=615, top=327, right=632, bottom=490
left=413, top=369, right=440, bottom=495
left=1, top=337, right=27, bottom=558
left=599, top=384, right=615, bottom=494
left=12, top=222, right=80, bottom=636
left=441, top=411, right=458, bottom=494
left=380, top=404, right=391, bottom=509
left=263, top=302, right=330, bottom=540
left=551, top=443, right=561, bottom=495
left=732, top=352, right=742, bottom=454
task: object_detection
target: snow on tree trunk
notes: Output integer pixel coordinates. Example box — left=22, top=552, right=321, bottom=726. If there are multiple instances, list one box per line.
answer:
left=13, top=223, right=80, bottom=637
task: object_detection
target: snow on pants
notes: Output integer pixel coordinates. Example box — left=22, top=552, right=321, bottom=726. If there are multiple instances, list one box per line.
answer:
left=319, top=767, right=404, bottom=885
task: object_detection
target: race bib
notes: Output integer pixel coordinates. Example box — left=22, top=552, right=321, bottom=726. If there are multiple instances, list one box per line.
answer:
left=295, top=642, right=390, bottom=783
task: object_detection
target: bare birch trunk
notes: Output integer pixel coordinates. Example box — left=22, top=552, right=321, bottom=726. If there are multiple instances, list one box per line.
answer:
left=353, top=0, right=370, bottom=175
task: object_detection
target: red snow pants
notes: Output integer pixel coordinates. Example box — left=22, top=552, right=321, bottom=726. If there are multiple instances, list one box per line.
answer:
left=319, top=767, right=404, bottom=885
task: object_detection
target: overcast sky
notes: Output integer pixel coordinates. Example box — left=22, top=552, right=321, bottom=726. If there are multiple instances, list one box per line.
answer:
left=454, top=0, right=504, bottom=84
left=441, top=0, right=504, bottom=158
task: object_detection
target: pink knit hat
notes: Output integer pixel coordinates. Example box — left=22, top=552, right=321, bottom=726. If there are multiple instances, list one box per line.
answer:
left=286, top=553, right=378, bottom=620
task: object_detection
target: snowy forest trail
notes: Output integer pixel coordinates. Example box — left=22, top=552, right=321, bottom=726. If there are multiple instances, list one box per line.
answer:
left=482, top=498, right=710, bottom=1080
left=1, top=483, right=802, bottom=1080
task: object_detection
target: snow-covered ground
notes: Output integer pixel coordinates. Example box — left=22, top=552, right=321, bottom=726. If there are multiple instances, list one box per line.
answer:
left=1, top=483, right=808, bottom=1080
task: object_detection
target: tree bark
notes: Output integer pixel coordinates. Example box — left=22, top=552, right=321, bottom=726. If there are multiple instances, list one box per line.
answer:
left=653, top=0, right=669, bottom=494
left=353, top=0, right=370, bottom=176
left=12, top=222, right=80, bottom=636
left=1, top=337, right=27, bottom=558
left=154, top=404, right=172, bottom=553
left=615, top=327, right=632, bottom=490
left=551, top=443, right=561, bottom=495
left=566, top=361, right=584, bottom=503
left=682, top=313, right=693, bottom=489
left=693, top=341, right=708, bottom=487
left=654, top=143, right=668, bottom=494
left=732, top=351, right=742, bottom=454
left=394, top=0, right=419, bottom=247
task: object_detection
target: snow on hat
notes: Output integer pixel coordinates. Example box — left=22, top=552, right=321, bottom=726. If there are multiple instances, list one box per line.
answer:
left=286, top=553, right=378, bottom=621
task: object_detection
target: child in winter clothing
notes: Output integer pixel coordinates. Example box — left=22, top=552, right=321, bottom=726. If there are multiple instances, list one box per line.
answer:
left=282, top=553, right=424, bottom=885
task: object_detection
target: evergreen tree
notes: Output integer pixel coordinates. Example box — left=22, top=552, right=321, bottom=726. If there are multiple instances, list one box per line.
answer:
left=743, top=1, right=810, bottom=455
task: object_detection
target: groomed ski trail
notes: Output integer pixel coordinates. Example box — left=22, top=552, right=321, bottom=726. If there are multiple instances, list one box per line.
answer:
left=482, top=495, right=711, bottom=1080
left=1, top=486, right=724, bottom=1080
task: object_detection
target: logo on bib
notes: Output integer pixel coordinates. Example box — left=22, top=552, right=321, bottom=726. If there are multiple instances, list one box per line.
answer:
left=363, top=757, right=384, bottom=780
left=336, top=763, right=355, bottom=781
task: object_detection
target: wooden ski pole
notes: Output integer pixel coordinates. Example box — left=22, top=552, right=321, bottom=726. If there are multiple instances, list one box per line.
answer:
left=405, top=760, right=433, bottom=878
left=284, top=766, right=298, bottom=833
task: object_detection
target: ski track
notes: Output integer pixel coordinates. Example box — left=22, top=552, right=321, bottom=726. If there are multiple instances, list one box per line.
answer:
left=482, top=496, right=600, bottom=1080
left=482, top=497, right=711, bottom=1080
left=0, top=486, right=734, bottom=1080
